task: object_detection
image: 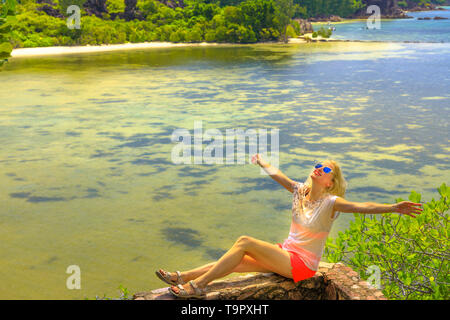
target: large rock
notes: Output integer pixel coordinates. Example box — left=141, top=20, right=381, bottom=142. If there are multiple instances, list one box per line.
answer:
left=37, top=4, right=64, bottom=18
left=133, top=262, right=387, bottom=300
left=292, top=18, right=313, bottom=34
left=351, top=0, right=412, bottom=19
left=308, top=15, right=342, bottom=22
left=83, top=0, right=108, bottom=18
left=158, top=0, right=186, bottom=9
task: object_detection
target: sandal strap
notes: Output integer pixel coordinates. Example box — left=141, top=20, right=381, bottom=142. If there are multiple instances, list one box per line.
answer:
left=189, top=280, right=204, bottom=295
left=176, top=271, right=184, bottom=284
left=176, top=284, right=185, bottom=293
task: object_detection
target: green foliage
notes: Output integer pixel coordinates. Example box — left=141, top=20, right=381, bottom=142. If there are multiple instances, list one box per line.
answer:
left=324, top=184, right=450, bottom=300
left=285, top=24, right=297, bottom=38
left=293, top=0, right=364, bottom=19
left=291, top=19, right=301, bottom=35
left=13, top=0, right=411, bottom=47
left=398, top=0, right=408, bottom=8
left=0, top=0, right=16, bottom=66
left=316, top=26, right=332, bottom=38
left=106, top=0, right=125, bottom=15
left=58, top=0, right=87, bottom=17
left=274, top=0, right=295, bottom=42
left=92, top=284, right=132, bottom=300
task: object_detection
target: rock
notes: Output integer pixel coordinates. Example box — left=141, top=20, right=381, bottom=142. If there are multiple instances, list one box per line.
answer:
left=123, top=0, right=137, bottom=21
left=307, top=15, right=342, bottom=22
left=36, top=4, right=64, bottom=18
left=434, top=16, right=449, bottom=20
left=83, top=0, right=108, bottom=18
left=407, top=4, right=440, bottom=12
left=158, top=0, right=186, bottom=9
left=329, top=15, right=342, bottom=22
left=292, top=18, right=313, bottom=34
left=350, top=0, right=413, bottom=19
left=133, top=262, right=387, bottom=300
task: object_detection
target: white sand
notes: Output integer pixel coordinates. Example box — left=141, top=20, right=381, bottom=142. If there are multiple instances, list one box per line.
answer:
left=10, top=39, right=307, bottom=58
left=10, top=41, right=221, bottom=58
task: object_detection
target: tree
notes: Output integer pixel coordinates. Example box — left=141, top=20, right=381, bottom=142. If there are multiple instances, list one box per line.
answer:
left=239, top=0, right=276, bottom=41
left=324, top=184, right=449, bottom=300
left=0, top=0, right=16, bottom=67
left=274, top=0, right=295, bottom=43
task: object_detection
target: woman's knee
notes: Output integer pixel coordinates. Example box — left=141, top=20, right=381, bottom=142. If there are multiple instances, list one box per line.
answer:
left=235, top=235, right=254, bottom=249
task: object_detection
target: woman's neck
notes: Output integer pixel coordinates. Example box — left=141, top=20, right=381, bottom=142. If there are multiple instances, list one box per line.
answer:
left=307, top=182, right=327, bottom=202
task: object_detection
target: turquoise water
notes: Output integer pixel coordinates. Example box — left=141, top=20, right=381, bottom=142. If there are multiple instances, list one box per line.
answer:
left=318, top=6, right=450, bottom=42
left=1, top=28, right=449, bottom=299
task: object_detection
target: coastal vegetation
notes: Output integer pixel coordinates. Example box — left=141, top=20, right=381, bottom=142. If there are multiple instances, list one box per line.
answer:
left=324, top=183, right=449, bottom=300
left=0, top=0, right=446, bottom=49
left=0, top=0, right=16, bottom=65
left=312, top=25, right=332, bottom=38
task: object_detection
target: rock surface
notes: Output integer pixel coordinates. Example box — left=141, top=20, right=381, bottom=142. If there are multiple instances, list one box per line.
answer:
left=292, top=18, right=314, bottom=34
left=133, top=262, right=387, bottom=300
left=351, top=0, right=412, bottom=19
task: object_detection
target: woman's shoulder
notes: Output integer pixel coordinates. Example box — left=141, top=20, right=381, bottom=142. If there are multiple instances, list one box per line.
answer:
left=326, top=194, right=341, bottom=204
left=294, top=182, right=310, bottom=198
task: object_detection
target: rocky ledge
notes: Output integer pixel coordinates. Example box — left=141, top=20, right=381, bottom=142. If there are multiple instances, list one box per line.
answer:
left=133, top=262, right=387, bottom=300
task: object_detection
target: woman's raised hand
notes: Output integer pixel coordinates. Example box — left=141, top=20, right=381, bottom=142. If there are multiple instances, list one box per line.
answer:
left=393, top=201, right=423, bottom=218
left=251, top=154, right=263, bottom=166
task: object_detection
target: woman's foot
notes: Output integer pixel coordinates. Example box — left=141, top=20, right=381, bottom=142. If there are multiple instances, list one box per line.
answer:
left=156, top=269, right=185, bottom=285
left=170, top=280, right=207, bottom=299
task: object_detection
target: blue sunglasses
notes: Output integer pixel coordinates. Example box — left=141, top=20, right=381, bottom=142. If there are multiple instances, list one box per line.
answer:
left=315, top=163, right=333, bottom=174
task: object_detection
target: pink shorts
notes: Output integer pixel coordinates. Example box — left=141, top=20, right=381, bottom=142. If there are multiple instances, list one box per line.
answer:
left=277, top=243, right=316, bottom=283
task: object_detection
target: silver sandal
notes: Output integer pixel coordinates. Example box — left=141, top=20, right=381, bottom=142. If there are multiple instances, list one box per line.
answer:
left=169, top=280, right=207, bottom=299
left=155, top=269, right=185, bottom=286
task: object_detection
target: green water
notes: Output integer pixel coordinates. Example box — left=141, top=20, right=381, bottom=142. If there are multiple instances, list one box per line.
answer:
left=1, top=42, right=449, bottom=299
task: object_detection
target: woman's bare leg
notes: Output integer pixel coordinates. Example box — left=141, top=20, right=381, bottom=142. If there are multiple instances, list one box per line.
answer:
left=170, top=236, right=293, bottom=294
left=162, top=255, right=271, bottom=283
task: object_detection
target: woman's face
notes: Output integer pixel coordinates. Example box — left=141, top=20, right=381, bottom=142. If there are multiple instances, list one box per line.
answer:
left=310, top=160, right=335, bottom=189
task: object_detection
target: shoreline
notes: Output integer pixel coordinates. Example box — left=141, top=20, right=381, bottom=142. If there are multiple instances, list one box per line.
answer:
left=9, top=37, right=449, bottom=58
left=11, top=40, right=319, bottom=58
left=10, top=41, right=232, bottom=58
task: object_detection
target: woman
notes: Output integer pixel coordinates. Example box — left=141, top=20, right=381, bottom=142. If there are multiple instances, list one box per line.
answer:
left=156, top=154, right=423, bottom=298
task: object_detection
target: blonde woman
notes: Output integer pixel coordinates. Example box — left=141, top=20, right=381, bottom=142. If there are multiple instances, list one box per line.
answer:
left=156, top=154, right=422, bottom=298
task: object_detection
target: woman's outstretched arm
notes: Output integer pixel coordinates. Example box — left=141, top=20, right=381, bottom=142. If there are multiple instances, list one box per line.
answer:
left=251, top=154, right=297, bottom=193
left=334, top=196, right=423, bottom=218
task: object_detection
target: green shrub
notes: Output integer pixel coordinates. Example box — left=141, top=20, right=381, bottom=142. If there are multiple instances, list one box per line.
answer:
left=169, top=30, right=182, bottom=42
left=317, top=26, right=332, bottom=38
left=58, top=0, right=87, bottom=17
left=214, top=25, right=227, bottom=42
left=324, top=183, right=449, bottom=300
left=286, top=24, right=297, bottom=38
left=204, top=30, right=216, bottom=42
left=185, top=27, right=202, bottom=42
left=106, top=0, right=125, bottom=15
left=292, top=19, right=301, bottom=35
left=0, top=0, right=16, bottom=65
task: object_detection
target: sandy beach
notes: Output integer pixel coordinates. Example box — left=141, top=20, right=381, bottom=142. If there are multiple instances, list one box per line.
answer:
left=10, top=39, right=310, bottom=58
left=10, top=41, right=221, bottom=58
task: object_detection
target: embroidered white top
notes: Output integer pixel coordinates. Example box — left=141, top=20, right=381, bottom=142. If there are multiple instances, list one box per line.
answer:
left=280, top=181, right=340, bottom=271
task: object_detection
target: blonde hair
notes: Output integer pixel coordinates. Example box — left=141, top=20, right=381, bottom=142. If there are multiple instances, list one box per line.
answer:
left=305, top=159, right=347, bottom=198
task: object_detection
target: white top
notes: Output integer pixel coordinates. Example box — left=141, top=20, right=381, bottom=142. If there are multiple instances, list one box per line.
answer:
left=280, top=181, right=340, bottom=271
